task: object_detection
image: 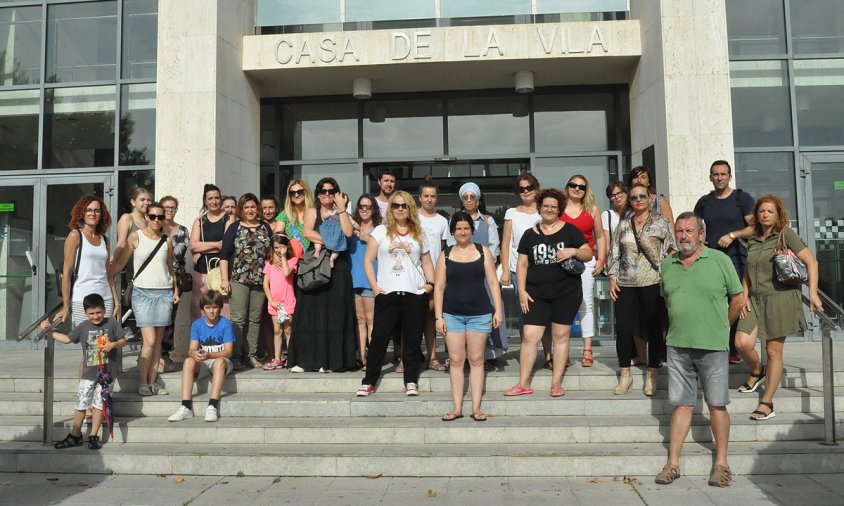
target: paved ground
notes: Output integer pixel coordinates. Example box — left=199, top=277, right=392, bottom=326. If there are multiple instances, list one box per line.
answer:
left=2, top=472, right=844, bottom=505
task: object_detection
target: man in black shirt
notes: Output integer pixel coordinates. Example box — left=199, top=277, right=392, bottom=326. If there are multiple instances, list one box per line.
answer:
left=693, top=160, right=755, bottom=363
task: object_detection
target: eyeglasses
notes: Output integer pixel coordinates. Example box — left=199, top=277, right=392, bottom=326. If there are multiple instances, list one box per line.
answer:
left=358, top=204, right=372, bottom=210
left=289, top=189, right=305, bottom=197
left=517, top=185, right=535, bottom=193
left=317, top=188, right=337, bottom=196
left=629, top=193, right=649, bottom=202
left=461, top=194, right=478, bottom=202
left=610, top=192, right=625, bottom=199
left=83, top=208, right=102, bottom=214
left=163, top=206, right=178, bottom=211
left=147, top=214, right=166, bottom=221
left=541, top=204, right=559, bottom=211
left=567, top=182, right=587, bottom=191
left=391, top=202, right=409, bottom=210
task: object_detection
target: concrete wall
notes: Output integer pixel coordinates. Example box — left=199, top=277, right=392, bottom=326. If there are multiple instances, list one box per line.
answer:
left=629, top=0, right=734, bottom=215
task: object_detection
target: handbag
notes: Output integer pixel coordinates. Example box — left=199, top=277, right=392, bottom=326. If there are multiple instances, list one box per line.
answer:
left=773, top=228, right=808, bottom=286
left=176, top=260, right=193, bottom=293
left=533, top=224, right=586, bottom=276
left=201, top=216, right=224, bottom=294
left=122, top=235, right=167, bottom=308
left=296, top=248, right=331, bottom=291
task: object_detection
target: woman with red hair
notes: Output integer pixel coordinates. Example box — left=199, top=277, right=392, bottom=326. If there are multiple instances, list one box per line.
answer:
left=735, top=195, right=822, bottom=421
left=55, top=196, right=118, bottom=326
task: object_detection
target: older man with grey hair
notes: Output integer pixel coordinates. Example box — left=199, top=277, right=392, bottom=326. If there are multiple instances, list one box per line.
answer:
left=656, top=212, right=745, bottom=487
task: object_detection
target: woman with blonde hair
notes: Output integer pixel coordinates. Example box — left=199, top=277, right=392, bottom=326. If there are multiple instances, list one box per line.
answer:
left=275, top=178, right=314, bottom=257
left=357, top=191, right=435, bottom=396
left=114, top=187, right=152, bottom=264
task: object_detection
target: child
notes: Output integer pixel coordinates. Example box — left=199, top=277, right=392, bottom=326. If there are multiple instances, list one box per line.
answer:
left=262, top=233, right=298, bottom=370
left=315, top=211, right=347, bottom=268
left=42, top=293, right=129, bottom=450
left=168, top=290, right=235, bottom=422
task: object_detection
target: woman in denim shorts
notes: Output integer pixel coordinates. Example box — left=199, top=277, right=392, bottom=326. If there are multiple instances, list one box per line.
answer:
left=434, top=211, right=503, bottom=422
left=349, top=194, right=381, bottom=370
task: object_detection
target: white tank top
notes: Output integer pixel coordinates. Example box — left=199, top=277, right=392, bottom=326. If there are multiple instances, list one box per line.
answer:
left=72, top=232, right=111, bottom=303
left=132, top=232, right=172, bottom=289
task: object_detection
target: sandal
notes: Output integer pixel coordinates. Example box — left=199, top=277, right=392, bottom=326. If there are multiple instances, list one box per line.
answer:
left=54, top=433, right=83, bottom=449
left=395, top=360, right=404, bottom=374
left=429, top=360, right=447, bottom=372
left=87, top=435, right=101, bottom=450
left=504, top=384, right=534, bottom=397
left=550, top=385, right=566, bottom=397
left=470, top=412, right=488, bottom=422
left=441, top=412, right=464, bottom=422
left=750, top=401, right=775, bottom=421
left=738, top=366, right=766, bottom=393
left=262, top=358, right=283, bottom=371
left=581, top=348, right=594, bottom=367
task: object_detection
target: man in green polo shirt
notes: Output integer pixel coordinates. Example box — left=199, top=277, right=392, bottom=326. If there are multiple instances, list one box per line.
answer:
left=655, top=212, right=744, bottom=488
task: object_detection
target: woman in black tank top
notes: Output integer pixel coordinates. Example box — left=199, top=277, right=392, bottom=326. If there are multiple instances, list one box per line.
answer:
left=189, top=184, right=234, bottom=320
left=433, top=212, right=503, bottom=422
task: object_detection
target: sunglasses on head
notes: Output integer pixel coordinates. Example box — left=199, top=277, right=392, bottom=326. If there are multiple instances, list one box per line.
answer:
left=147, top=214, right=166, bottom=221
left=288, top=189, right=305, bottom=197
left=317, top=188, right=337, bottom=196
left=517, top=185, right=535, bottom=193
left=567, top=182, right=587, bottom=191
left=629, top=193, right=649, bottom=202
left=391, top=202, right=409, bottom=210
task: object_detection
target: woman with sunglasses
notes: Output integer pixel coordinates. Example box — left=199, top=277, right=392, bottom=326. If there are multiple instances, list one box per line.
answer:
left=189, top=184, right=234, bottom=320
left=506, top=189, right=592, bottom=397
left=607, top=184, right=676, bottom=396
left=560, top=175, right=607, bottom=368
left=349, top=194, right=382, bottom=369
left=275, top=179, right=314, bottom=257
left=288, top=178, right=357, bottom=373
left=219, top=193, right=273, bottom=369
left=357, top=191, right=435, bottom=396
left=110, top=202, right=179, bottom=396
left=625, top=166, right=674, bottom=227
left=159, top=195, right=190, bottom=373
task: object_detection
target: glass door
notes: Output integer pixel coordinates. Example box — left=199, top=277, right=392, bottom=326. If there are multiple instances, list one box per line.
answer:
left=0, top=180, right=37, bottom=343
left=800, top=153, right=844, bottom=340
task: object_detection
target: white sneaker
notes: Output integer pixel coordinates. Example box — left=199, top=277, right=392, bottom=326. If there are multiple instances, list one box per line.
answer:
left=319, top=367, right=331, bottom=373
left=205, top=405, right=218, bottom=422
left=168, top=405, right=194, bottom=422
left=405, top=383, right=419, bottom=396
left=290, top=365, right=304, bottom=373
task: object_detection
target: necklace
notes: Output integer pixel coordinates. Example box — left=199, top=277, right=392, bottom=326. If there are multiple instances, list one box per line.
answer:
left=539, top=221, right=559, bottom=233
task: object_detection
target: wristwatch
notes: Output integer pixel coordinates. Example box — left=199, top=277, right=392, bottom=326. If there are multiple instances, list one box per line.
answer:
left=729, top=232, right=736, bottom=240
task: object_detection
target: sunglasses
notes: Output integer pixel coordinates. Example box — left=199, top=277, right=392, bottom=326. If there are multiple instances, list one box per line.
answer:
left=610, top=192, right=625, bottom=199
left=518, top=185, right=535, bottom=194
left=288, top=189, right=305, bottom=197
left=84, top=207, right=102, bottom=214
left=629, top=193, right=649, bottom=202
left=391, top=202, right=409, bottom=210
left=567, top=182, right=587, bottom=191
left=317, top=188, right=337, bottom=196
left=461, top=194, right=478, bottom=202
left=147, top=214, right=166, bottom=221
left=358, top=204, right=373, bottom=210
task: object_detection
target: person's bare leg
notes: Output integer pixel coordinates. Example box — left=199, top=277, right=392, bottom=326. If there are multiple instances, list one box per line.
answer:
left=709, top=405, right=730, bottom=467
left=550, top=323, right=571, bottom=388
left=69, top=409, right=86, bottom=437
left=210, top=359, right=227, bottom=399
left=466, top=331, right=487, bottom=415
left=138, top=326, right=157, bottom=386
left=180, top=358, right=199, bottom=400
left=89, top=407, right=104, bottom=437
left=519, top=326, right=544, bottom=387
left=735, top=328, right=763, bottom=389
left=355, top=297, right=368, bottom=365
left=147, top=327, right=165, bottom=386
left=760, top=338, right=785, bottom=406
left=667, top=405, right=694, bottom=466
left=541, top=334, right=552, bottom=365
left=445, top=331, right=467, bottom=416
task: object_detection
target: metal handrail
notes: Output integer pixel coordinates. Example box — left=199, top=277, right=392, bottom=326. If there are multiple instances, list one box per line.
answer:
left=802, top=289, right=841, bottom=446
left=18, top=302, right=63, bottom=445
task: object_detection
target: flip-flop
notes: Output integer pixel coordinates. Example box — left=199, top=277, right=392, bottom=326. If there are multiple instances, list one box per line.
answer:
left=504, top=384, right=534, bottom=396
left=429, top=361, right=447, bottom=372
left=470, top=413, right=488, bottom=422
left=441, top=413, right=464, bottom=422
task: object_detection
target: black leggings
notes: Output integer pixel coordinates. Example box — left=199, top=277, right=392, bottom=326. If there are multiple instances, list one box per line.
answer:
left=615, top=283, right=664, bottom=369
left=363, top=291, right=428, bottom=386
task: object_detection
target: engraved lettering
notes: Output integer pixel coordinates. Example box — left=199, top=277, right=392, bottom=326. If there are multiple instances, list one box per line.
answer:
left=392, top=32, right=411, bottom=60
left=536, top=26, right=557, bottom=55
left=483, top=30, right=503, bottom=57
left=414, top=31, right=432, bottom=59
left=463, top=31, right=481, bottom=57
left=275, top=39, right=293, bottom=65
left=339, top=37, right=359, bottom=62
left=567, top=28, right=584, bottom=54
left=295, top=39, right=313, bottom=64
left=588, top=25, right=608, bottom=53
left=319, top=37, right=337, bottom=63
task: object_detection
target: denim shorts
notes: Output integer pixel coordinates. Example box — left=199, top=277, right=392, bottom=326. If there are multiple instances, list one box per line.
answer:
left=131, top=287, right=173, bottom=327
left=667, top=346, right=730, bottom=407
left=354, top=287, right=375, bottom=298
left=443, top=312, right=492, bottom=334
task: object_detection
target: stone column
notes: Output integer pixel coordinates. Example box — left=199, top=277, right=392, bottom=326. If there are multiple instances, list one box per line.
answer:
left=155, top=0, right=260, bottom=359
left=629, top=0, right=734, bottom=214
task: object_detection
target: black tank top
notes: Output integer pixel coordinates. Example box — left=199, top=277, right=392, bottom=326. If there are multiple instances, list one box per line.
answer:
left=442, top=243, right=493, bottom=316
left=195, top=213, right=227, bottom=273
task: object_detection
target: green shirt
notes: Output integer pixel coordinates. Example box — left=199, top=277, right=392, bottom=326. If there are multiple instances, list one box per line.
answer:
left=661, top=246, right=743, bottom=351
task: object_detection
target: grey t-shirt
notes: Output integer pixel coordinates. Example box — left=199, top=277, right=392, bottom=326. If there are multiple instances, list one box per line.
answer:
left=68, top=318, right=129, bottom=380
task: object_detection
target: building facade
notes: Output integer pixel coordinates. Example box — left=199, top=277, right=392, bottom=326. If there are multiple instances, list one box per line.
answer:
left=1, top=0, right=841, bottom=345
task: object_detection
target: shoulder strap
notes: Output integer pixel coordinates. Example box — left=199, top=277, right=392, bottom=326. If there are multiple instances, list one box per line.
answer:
left=443, top=245, right=454, bottom=261
left=132, top=235, right=167, bottom=282
left=631, top=220, right=660, bottom=272
left=474, top=243, right=484, bottom=258
left=72, top=230, right=83, bottom=280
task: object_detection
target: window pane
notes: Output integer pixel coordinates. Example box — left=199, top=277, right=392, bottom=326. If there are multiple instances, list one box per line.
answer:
left=537, top=0, right=628, bottom=14
left=441, top=0, right=531, bottom=18
left=730, top=61, right=793, bottom=147
left=120, top=83, right=155, bottom=166
left=261, top=103, right=280, bottom=165
left=0, top=89, right=39, bottom=170
left=44, top=85, right=116, bottom=169
left=363, top=99, right=443, bottom=158
left=0, top=6, right=41, bottom=85
left=448, top=96, right=530, bottom=156
left=735, top=152, right=798, bottom=229
left=794, top=59, right=844, bottom=146
left=790, top=0, right=844, bottom=54
left=534, top=94, right=612, bottom=153
left=122, top=0, right=158, bottom=79
left=346, top=0, right=434, bottom=22
left=295, top=163, right=362, bottom=207
left=257, top=0, right=340, bottom=26
left=532, top=156, right=615, bottom=211
left=281, top=102, right=358, bottom=160
left=118, top=169, right=154, bottom=214
left=47, top=1, right=117, bottom=83
left=726, top=0, right=786, bottom=56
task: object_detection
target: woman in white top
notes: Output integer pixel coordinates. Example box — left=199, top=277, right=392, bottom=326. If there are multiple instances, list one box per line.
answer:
left=114, top=187, right=151, bottom=264
left=56, top=196, right=119, bottom=326
left=356, top=191, right=435, bottom=397
left=111, top=202, right=179, bottom=397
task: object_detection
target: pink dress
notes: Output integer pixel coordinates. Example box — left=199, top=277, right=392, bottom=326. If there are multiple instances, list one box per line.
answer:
left=263, top=258, right=298, bottom=315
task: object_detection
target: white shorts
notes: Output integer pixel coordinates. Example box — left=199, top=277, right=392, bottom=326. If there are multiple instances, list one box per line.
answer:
left=75, top=378, right=103, bottom=411
left=196, top=358, right=233, bottom=379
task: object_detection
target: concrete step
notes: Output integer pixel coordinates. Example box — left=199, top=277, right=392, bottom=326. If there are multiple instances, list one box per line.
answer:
left=1, top=389, right=839, bottom=418
left=2, top=413, right=841, bottom=445
left=2, top=440, right=843, bottom=477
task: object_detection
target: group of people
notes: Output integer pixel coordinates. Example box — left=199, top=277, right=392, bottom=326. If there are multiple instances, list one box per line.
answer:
left=45, top=161, right=825, bottom=487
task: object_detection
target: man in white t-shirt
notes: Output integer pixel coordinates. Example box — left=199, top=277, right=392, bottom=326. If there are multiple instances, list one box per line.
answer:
left=418, top=179, right=450, bottom=372
left=374, top=169, right=397, bottom=218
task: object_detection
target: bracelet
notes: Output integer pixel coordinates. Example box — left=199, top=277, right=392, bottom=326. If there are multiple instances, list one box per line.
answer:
left=339, top=211, right=348, bottom=215
left=597, top=258, right=606, bottom=266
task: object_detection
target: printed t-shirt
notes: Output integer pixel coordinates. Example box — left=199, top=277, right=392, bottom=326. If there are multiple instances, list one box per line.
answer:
left=517, top=224, right=587, bottom=299
left=263, top=258, right=299, bottom=315
left=191, top=316, right=236, bottom=355
left=68, top=318, right=130, bottom=380
left=370, top=225, right=429, bottom=295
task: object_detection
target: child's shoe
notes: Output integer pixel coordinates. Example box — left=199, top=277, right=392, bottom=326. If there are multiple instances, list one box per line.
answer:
left=205, top=405, right=218, bottom=422
left=168, top=405, right=194, bottom=422
left=54, top=433, right=83, bottom=449
left=87, top=435, right=101, bottom=450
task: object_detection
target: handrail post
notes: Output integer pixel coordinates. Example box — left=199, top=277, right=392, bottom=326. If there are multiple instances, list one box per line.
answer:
left=821, top=323, right=838, bottom=446
left=42, top=337, right=54, bottom=446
